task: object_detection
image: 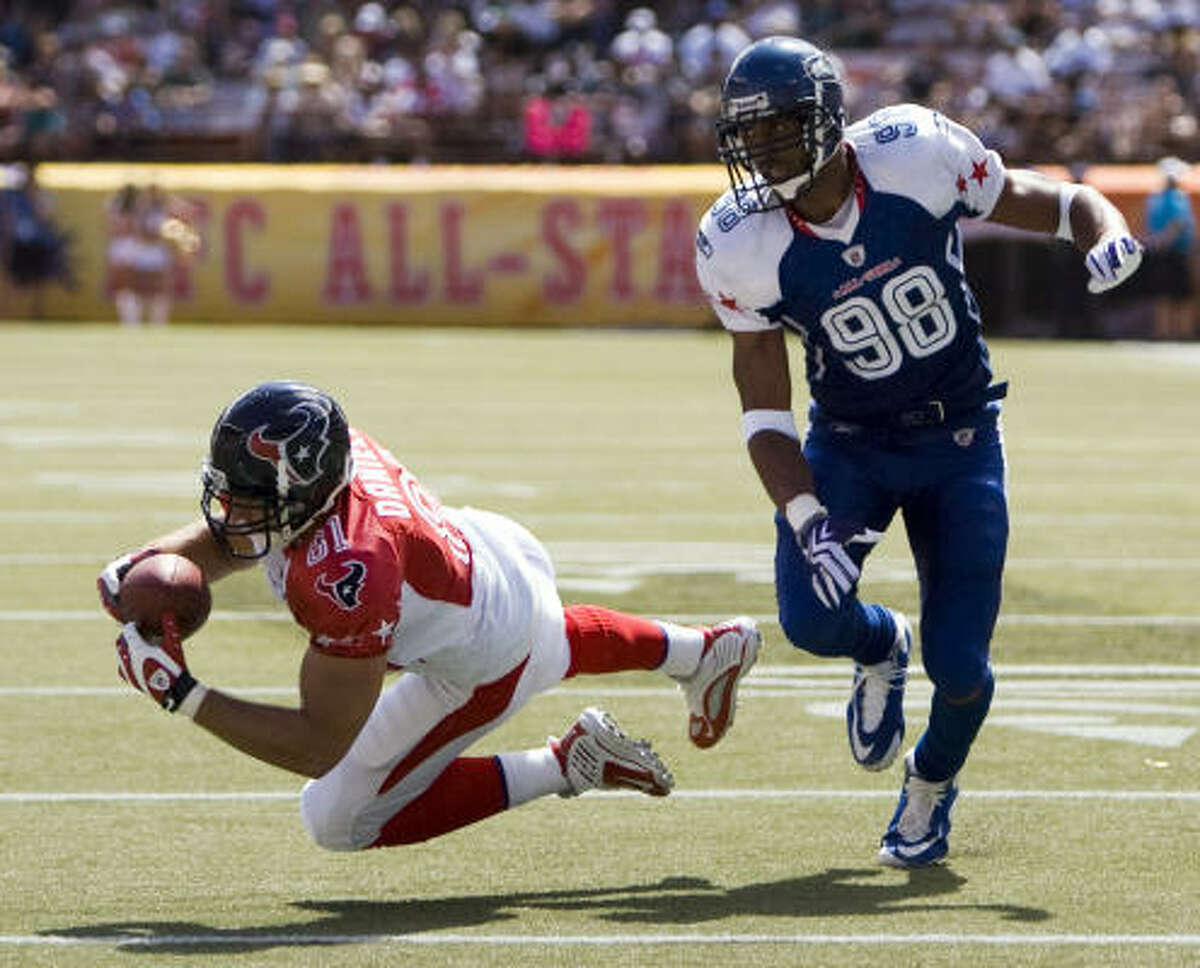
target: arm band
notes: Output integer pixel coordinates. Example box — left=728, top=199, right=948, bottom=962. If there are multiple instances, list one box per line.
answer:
left=177, top=681, right=208, bottom=719
left=1056, top=183, right=1080, bottom=242
left=741, top=409, right=799, bottom=443
left=784, top=493, right=824, bottom=532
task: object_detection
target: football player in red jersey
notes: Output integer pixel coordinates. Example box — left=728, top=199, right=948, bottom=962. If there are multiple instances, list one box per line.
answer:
left=99, top=381, right=760, bottom=850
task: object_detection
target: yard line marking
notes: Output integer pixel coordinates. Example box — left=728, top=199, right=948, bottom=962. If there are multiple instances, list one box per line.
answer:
left=0, top=792, right=298, bottom=802
left=11, top=552, right=1200, bottom=573
left=3, top=509, right=1197, bottom=525
left=3, top=932, right=1200, bottom=948
left=0, top=553, right=112, bottom=564
left=663, top=613, right=1200, bottom=628
left=32, top=472, right=196, bottom=496
left=0, top=429, right=195, bottom=448
left=6, top=610, right=1200, bottom=627
left=5, top=680, right=1200, bottom=706
left=754, top=664, right=1200, bottom=676
left=1, top=790, right=1197, bottom=804
left=0, top=686, right=298, bottom=697
left=0, top=510, right=187, bottom=524
left=0, top=610, right=292, bottom=622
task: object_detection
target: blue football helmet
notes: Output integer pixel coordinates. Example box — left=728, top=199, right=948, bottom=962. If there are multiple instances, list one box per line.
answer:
left=716, top=36, right=846, bottom=210
left=201, top=381, right=352, bottom=558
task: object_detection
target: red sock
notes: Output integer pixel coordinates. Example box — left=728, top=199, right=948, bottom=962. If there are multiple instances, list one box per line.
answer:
left=563, top=604, right=667, bottom=678
left=370, top=757, right=508, bottom=847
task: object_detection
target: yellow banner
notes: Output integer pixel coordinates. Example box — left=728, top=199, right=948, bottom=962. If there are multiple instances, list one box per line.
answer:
left=24, top=164, right=732, bottom=326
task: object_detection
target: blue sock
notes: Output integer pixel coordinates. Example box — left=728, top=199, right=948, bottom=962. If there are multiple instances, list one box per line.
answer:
left=852, top=604, right=897, bottom=666
left=914, top=668, right=995, bottom=781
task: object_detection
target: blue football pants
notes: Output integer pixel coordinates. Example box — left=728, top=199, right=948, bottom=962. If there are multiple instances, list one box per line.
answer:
left=775, top=410, right=1007, bottom=779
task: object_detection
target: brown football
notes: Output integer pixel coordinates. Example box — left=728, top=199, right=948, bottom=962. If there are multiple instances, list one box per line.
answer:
left=120, top=553, right=212, bottom=640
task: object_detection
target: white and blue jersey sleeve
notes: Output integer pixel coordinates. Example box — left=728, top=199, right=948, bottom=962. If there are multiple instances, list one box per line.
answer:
left=853, top=104, right=1004, bottom=222
left=695, top=193, right=793, bottom=333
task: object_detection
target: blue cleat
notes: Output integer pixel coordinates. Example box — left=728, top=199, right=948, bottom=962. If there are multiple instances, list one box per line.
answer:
left=878, top=749, right=959, bottom=868
left=846, top=609, right=910, bottom=770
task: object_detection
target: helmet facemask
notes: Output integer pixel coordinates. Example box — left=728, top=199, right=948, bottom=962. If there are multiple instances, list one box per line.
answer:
left=716, top=38, right=846, bottom=212
left=718, top=99, right=842, bottom=211
left=202, top=463, right=285, bottom=559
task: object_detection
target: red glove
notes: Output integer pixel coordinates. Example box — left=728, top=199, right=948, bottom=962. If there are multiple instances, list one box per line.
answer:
left=116, top=614, right=206, bottom=716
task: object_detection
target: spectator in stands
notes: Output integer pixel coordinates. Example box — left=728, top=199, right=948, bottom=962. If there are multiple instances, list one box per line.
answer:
left=269, top=57, right=348, bottom=161
left=0, top=161, right=71, bottom=317
left=611, top=7, right=673, bottom=68
left=1144, top=156, right=1197, bottom=339
left=522, top=78, right=592, bottom=161
left=677, top=16, right=751, bottom=84
left=0, top=0, right=1197, bottom=168
left=983, top=27, right=1052, bottom=108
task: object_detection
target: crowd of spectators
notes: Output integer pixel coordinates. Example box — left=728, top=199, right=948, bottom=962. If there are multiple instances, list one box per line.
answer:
left=0, top=0, right=1197, bottom=166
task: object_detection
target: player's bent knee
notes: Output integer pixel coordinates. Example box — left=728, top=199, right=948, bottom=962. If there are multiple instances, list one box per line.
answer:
left=777, top=598, right=850, bottom=656
left=300, top=778, right=366, bottom=852
left=937, top=666, right=996, bottom=708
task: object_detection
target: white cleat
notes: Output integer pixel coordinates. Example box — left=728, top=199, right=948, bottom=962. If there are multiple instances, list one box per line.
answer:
left=877, top=749, right=959, bottom=868
left=551, top=707, right=674, bottom=797
left=677, top=617, right=761, bottom=749
left=847, top=610, right=910, bottom=771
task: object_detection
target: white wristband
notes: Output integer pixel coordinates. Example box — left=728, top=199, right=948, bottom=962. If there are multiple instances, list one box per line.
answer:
left=1056, top=183, right=1080, bottom=242
left=177, top=681, right=208, bottom=719
left=742, top=409, right=799, bottom=443
left=784, top=493, right=824, bottom=532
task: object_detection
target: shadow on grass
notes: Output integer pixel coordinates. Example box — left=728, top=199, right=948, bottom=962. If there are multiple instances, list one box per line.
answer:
left=43, top=867, right=1049, bottom=954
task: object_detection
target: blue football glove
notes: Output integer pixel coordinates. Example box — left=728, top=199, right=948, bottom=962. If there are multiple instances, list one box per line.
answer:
left=1085, top=232, right=1143, bottom=294
left=798, top=512, right=883, bottom=610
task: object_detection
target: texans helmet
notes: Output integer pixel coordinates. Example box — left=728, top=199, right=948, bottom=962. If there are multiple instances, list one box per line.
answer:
left=716, top=36, right=846, bottom=210
left=201, top=381, right=352, bottom=558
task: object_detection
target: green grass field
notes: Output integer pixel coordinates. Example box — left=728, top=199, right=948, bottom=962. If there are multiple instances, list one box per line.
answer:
left=1, top=324, right=1198, bottom=967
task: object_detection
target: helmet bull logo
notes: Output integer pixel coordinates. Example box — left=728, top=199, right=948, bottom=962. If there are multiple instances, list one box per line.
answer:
left=246, top=401, right=331, bottom=485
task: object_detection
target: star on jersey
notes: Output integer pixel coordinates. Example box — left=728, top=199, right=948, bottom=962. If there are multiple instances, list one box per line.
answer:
left=373, top=619, right=396, bottom=643
left=970, top=159, right=989, bottom=185
left=718, top=291, right=740, bottom=311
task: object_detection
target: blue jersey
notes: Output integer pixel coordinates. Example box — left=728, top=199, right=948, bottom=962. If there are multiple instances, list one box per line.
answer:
left=696, top=104, right=1007, bottom=424
left=1145, top=186, right=1195, bottom=256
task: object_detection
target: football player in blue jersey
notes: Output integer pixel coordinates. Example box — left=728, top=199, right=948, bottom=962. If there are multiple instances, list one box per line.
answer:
left=696, top=36, right=1143, bottom=868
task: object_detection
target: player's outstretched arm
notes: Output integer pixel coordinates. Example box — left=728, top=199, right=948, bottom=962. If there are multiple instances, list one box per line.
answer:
left=989, top=168, right=1142, bottom=293
left=189, top=647, right=388, bottom=778
left=98, top=519, right=253, bottom=621
left=141, top=518, right=251, bottom=583
left=114, top=615, right=387, bottom=777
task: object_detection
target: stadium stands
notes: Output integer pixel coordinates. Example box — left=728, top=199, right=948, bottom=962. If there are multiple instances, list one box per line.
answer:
left=0, top=0, right=1195, bottom=166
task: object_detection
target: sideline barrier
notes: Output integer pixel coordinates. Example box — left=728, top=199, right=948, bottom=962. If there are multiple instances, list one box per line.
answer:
left=17, top=163, right=1194, bottom=326
left=28, top=164, right=727, bottom=325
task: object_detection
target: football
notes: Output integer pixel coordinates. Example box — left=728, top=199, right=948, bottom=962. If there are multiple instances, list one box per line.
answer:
left=120, top=553, right=212, bottom=640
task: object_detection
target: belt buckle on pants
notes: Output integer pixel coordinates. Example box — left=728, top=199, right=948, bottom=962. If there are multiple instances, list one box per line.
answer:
left=898, top=400, right=945, bottom=429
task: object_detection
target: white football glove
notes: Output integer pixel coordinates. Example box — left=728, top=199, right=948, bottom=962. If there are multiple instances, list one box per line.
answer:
left=798, top=511, right=883, bottom=610
left=115, top=614, right=206, bottom=716
left=97, top=548, right=159, bottom=622
left=1085, top=232, right=1143, bottom=294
